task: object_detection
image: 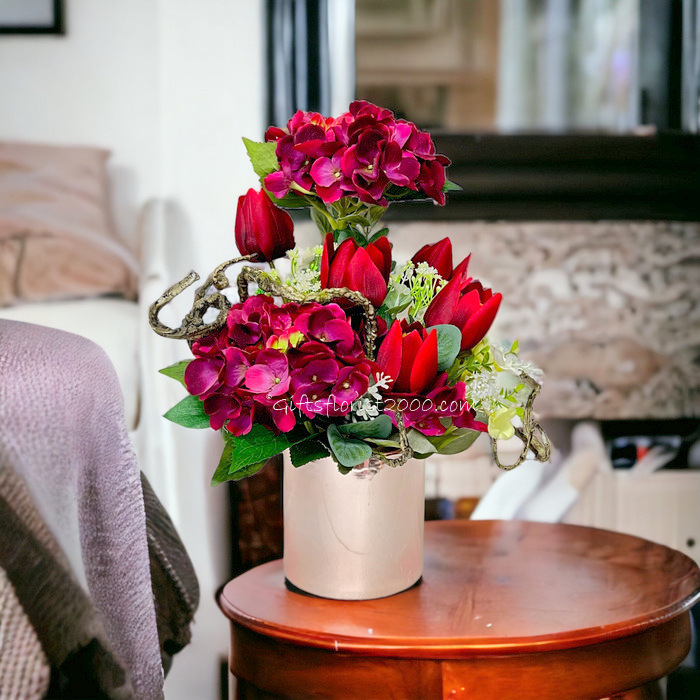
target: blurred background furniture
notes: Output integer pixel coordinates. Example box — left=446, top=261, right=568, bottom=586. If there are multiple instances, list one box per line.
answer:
left=219, top=520, right=700, bottom=700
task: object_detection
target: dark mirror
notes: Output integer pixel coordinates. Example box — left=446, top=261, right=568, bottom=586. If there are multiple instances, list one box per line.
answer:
left=356, top=0, right=698, bottom=133
left=267, top=0, right=700, bottom=221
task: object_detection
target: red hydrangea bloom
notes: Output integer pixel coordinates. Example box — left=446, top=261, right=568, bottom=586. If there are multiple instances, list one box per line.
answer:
left=263, top=100, right=450, bottom=206
left=183, top=295, right=374, bottom=436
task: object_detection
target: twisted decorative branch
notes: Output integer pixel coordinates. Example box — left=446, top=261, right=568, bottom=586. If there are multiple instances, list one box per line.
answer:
left=148, top=255, right=255, bottom=341
left=491, top=374, right=551, bottom=470
left=387, top=409, right=413, bottom=466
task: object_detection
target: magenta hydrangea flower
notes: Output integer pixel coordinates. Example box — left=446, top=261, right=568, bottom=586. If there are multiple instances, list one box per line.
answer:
left=263, top=100, right=450, bottom=206
left=182, top=295, right=374, bottom=436
left=244, top=349, right=290, bottom=398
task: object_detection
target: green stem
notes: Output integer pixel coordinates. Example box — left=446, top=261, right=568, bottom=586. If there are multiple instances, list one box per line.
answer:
left=305, top=196, right=339, bottom=233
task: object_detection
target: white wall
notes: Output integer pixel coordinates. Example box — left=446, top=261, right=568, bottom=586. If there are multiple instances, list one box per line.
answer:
left=0, top=2, right=265, bottom=698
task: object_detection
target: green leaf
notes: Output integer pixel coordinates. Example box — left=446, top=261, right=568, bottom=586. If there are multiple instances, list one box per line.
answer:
left=427, top=324, right=462, bottom=372
left=368, top=227, right=389, bottom=243
left=289, top=438, right=330, bottom=467
left=211, top=441, right=268, bottom=485
left=210, top=441, right=234, bottom=486
left=365, top=437, right=402, bottom=448
left=338, top=415, right=393, bottom=440
left=443, top=179, right=462, bottom=192
left=337, top=465, right=353, bottom=475
left=310, top=207, right=331, bottom=234
left=158, top=360, right=190, bottom=387
left=327, top=424, right=372, bottom=467
left=242, top=137, right=279, bottom=179
left=430, top=428, right=481, bottom=455
left=231, top=460, right=268, bottom=481
left=382, top=283, right=412, bottom=315
left=222, top=424, right=289, bottom=479
left=407, top=429, right=437, bottom=455
left=335, top=227, right=370, bottom=246
left=163, top=395, right=211, bottom=429
left=265, top=189, right=309, bottom=209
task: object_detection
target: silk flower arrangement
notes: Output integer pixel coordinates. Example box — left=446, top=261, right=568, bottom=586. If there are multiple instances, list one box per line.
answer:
left=149, top=101, right=550, bottom=484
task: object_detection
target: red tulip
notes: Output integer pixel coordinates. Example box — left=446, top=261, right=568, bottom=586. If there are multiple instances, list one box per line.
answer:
left=235, top=188, right=295, bottom=262
left=412, top=237, right=453, bottom=279
left=320, top=233, right=391, bottom=307
left=375, top=319, right=402, bottom=388
left=411, top=237, right=471, bottom=285
left=376, top=321, right=439, bottom=394
left=424, top=278, right=501, bottom=351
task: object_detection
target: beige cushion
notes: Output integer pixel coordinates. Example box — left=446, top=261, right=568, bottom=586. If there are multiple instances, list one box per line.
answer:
left=0, top=141, right=138, bottom=306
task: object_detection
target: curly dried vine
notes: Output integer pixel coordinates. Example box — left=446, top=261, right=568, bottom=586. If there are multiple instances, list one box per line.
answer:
left=491, top=374, right=551, bottom=470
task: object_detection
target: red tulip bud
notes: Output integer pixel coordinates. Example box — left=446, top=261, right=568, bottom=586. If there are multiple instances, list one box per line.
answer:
left=412, top=237, right=453, bottom=279
left=235, top=188, right=295, bottom=262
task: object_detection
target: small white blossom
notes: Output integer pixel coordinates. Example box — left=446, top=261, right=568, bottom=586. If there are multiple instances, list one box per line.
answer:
left=351, top=373, right=392, bottom=421
left=414, top=261, right=438, bottom=277
left=284, top=246, right=322, bottom=293
left=354, top=398, right=380, bottom=421
left=287, top=268, right=321, bottom=293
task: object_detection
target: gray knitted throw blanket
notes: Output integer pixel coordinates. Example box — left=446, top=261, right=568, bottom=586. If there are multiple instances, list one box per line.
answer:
left=0, top=319, right=198, bottom=699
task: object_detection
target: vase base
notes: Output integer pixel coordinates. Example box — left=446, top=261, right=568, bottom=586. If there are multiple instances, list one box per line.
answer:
left=284, top=575, right=423, bottom=601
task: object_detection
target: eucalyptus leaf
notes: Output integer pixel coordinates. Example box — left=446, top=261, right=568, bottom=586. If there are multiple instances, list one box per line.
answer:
left=442, top=179, right=463, bottom=192
left=407, top=429, right=437, bottom=455
left=338, top=415, right=392, bottom=439
left=382, top=283, right=411, bottom=312
left=242, top=138, right=279, bottom=179
left=327, top=424, right=373, bottom=467
left=158, top=360, right=190, bottom=387
left=427, top=324, right=462, bottom=372
left=163, top=395, right=211, bottom=429
left=336, top=228, right=356, bottom=244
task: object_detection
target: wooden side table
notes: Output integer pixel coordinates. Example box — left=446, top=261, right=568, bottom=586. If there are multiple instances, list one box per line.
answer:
left=218, top=520, right=700, bottom=700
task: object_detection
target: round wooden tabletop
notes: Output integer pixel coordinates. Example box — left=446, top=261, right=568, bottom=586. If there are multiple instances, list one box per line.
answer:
left=220, top=519, right=700, bottom=656
left=219, top=520, right=700, bottom=699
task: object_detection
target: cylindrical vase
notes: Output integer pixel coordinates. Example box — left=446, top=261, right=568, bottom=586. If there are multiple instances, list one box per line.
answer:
left=283, top=455, right=424, bottom=600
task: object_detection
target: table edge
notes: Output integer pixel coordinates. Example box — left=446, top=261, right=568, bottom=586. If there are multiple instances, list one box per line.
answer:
left=219, top=521, right=700, bottom=656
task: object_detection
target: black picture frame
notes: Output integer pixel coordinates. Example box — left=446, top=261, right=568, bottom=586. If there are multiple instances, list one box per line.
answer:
left=0, top=0, right=64, bottom=35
